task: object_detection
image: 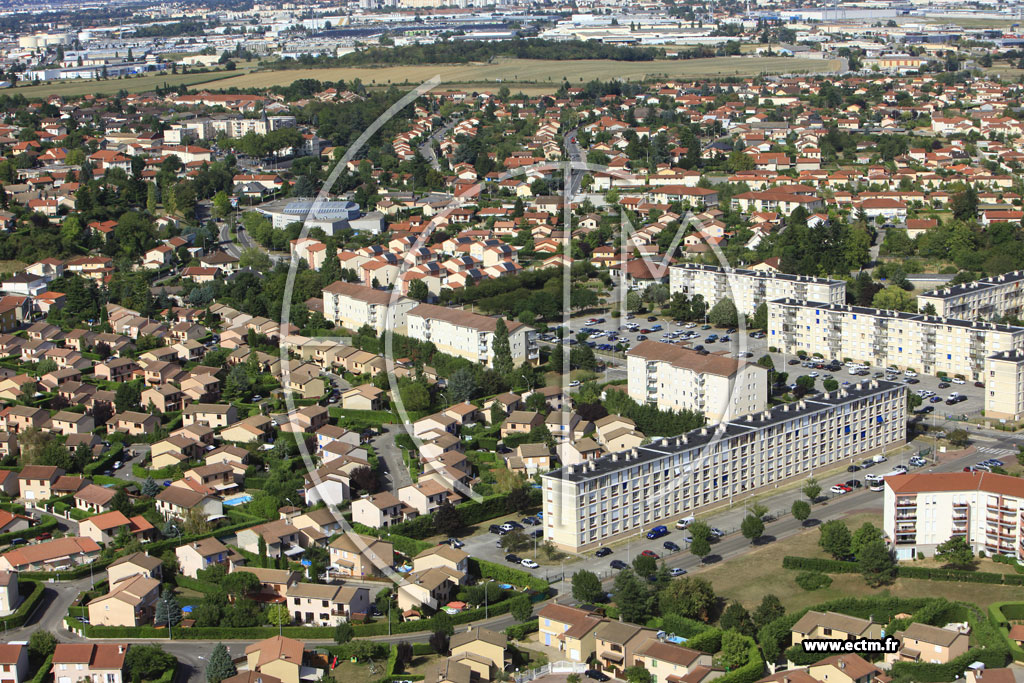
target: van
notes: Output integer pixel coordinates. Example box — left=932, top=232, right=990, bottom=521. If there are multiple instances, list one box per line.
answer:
left=872, top=454, right=887, bottom=463
left=675, top=517, right=695, bottom=530
left=646, top=525, right=669, bottom=539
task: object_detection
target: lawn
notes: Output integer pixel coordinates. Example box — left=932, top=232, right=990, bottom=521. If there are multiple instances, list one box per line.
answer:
left=208, top=56, right=841, bottom=92
left=7, top=66, right=254, bottom=99
left=0, top=261, right=27, bottom=275
left=695, top=512, right=1024, bottom=613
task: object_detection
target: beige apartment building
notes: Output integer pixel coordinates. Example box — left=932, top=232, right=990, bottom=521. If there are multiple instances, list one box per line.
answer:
left=322, top=281, right=415, bottom=335
left=768, top=299, right=1024, bottom=381
left=669, top=263, right=845, bottom=316
left=407, top=303, right=538, bottom=368
left=541, top=380, right=906, bottom=552
left=626, top=341, right=767, bottom=422
left=918, top=270, right=1024, bottom=322
left=885, top=471, right=1024, bottom=561
left=984, top=350, right=1024, bottom=420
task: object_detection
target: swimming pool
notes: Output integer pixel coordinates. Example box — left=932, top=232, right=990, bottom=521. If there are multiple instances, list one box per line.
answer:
left=223, top=494, right=253, bottom=507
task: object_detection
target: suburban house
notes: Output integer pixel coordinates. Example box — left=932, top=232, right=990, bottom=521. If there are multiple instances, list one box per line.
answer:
left=87, top=574, right=160, bottom=627
left=0, top=643, right=29, bottom=683
left=351, top=491, right=415, bottom=528
left=884, top=623, right=970, bottom=665
left=79, top=512, right=155, bottom=545
left=106, top=552, right=163, bottom=584
left=154, top=487, right=223, bottom=522
left=449, top=627, right=510, bottom=680
left=0, top=537, right=100, bottom=572
left=17, top=465, right=63, bottom=501
left=0, top=571, right=22, bottom=617
left=175, top=537, right=236, bottom=579
left=244, top=636, right=320, bottom=683
left=285, top=582, right=370, bottom=626
left=537, top=604, right=606, bottom=663
left=51, top=644, right=128, bottom=683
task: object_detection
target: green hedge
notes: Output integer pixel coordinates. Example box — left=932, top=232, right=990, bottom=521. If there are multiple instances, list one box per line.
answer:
left=470, top=558, right=550, bottom=593
left=350, top=526, right=433, bottom=558
left=0, top=514, right=58, bottom=546
left=173, top=574, right=220, bottom=595
left=84, top=443, right=123, bottom=476
left=505, top=618, right=539, bottom=640
left=0, top=580, right=44, bottom=630
left=716, top=635, right=764, bottom=683
left=26, top=654, right=52, bottom=683
left=380, top=488, right=542, bottom=540
left=989, top=602, right=1024, bottom=662
left=687, top=627, right=723, bottom=654
left=783, top=555, right=1024, bottom=585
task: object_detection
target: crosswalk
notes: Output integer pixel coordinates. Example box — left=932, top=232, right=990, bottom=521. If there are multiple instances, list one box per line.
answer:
left=975, top=446, right=1017, bottom=456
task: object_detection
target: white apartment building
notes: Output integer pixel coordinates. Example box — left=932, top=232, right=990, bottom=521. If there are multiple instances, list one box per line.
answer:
left=984, top=350, right=1024, bottom=421
left=768, top=299, right=1024, bottom=380
left=669, top=264, right=845, bottom=317
left=626, top=340, right=767, bottom=422
left=885, top=471, right=1024, bottom=560
left=407, top=304, right=538, bottom=368
left=542, top=380, right=906, bottom=552
left=322, top=281, right=415, bottom=335
left=917, top=270, right=1024, bottom=322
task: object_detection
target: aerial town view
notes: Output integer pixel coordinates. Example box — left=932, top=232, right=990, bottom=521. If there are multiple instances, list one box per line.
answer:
left=9, top=1, right=1024, bottom=683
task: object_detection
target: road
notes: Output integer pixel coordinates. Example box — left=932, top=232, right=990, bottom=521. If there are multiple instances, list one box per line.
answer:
left=564, top=130, right=583, bottom=198
left=375, top=424, right=413, bottom=491
left=418, top=117, right=460, bottom=172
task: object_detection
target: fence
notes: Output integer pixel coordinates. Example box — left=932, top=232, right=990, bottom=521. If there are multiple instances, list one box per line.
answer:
left=513, top=661, right=586, bottom=683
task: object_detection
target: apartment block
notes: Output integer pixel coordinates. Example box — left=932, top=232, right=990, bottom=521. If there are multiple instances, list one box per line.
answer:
left=322, top=281, right=415, bottom=335
left=768, top=299, right=1024, bottom=381
left=669, top=263, right=845, bottom=316
left=626, top=341, right=767, bottom=422
left=406, top=303, right=538, bottom=368
left=885, top=471, right=1024, bottom=560
left=918, top=270, right=1024, bottom=321
left=542, top=380, right=906, bottom=552
left=985, top=350, right=1024, bottom=421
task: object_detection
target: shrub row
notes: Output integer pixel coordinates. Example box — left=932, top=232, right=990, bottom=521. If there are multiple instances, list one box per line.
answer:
left=173, top=574, right=220, bottom=595
left=505, top=619, right=539, bottom=641
left=716, top=635, right=765, bottom=683
left=783, top=555, right=1024, bottom=585
left=26, top=654, right=52, bottom=683
left=382, top=488, right=542, bottom=540
left=0, top=580, right=44, bottom=630
left=0, top=514, right=58, bottom=546
left=470, top=557, right=550, bottom=593
left=989, top=602, right=1024, bottom=663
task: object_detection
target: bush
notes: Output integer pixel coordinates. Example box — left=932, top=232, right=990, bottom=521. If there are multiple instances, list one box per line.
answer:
left=794, top=571, right=833, bottom=591
left=0, top=581, right=45, bottom=630
left=505, top=619, right=539, bottom=640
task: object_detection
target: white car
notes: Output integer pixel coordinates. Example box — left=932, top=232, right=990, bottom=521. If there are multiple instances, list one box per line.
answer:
left=569, top=380, right=581, bottom=387
left=951, top=377, right=966, bottom=385
left=520, top=559, right=539, bottom=569
left=830, top=484, right=848, bottom=494
left=904, top=370, right=918, bottom=377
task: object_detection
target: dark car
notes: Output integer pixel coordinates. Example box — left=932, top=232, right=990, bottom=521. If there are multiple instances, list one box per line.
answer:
left=663, top=541, right=681, bottom=552
left=505, top=554, right=522, bottom=564
left=975, top=381, right=985, bottom=388
left=530, top=529, right=543, bottom=538
left=845, top=479, right=863, bottom=489
left=610, top=560, right=628, bottom=570
left=788, top=359, right=800, bottom=365
left=585, top=671, right=611, bottom=682
left=861, top=459, right=875, bottom=468
left=921, top=405, right=935, bottom=412
left=906, top=378, right=920, bottom=384
left=521, top=516, right=539, bottom=525
left=647, top=316, right=658, bottom=322
left=847, top=464, right=861, bottom=472
left=938, top=382, right=950, bottom=389
left=595, top=547, right=612, bottom=557
left=489, top=524, right=503, bottom=534
left=506, top=521, right=524, bottom=530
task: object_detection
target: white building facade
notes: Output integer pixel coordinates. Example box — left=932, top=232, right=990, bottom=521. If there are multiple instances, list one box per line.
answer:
left=669, top=264, right=845, bottom=317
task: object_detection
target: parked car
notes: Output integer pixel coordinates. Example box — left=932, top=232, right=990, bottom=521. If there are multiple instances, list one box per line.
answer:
left=847, top=464, right=861, bottom=472
left=610, top=560, right=628, bottom=570
left=710, top=528, right=725, bottom=538
left=489, top=524, right=504, bottom=535
left=844, top=480, right=862, bottom=489
left=595, top=547, right=612, bottom=557
left=521, top=517, right=539, bottom=526
left=669, top=568, right=688, bottom=577
left=830, top=484, right=850, bottom=494
left=585, top=671, right=611, bottom=682
left=646, top=525, right=669, bottom=539
left=640, top=550, right=660, bottom=559
left=663, top=541, right=681, bottom=552
left=521, top=559, right=539, bottom=569
left=505, top=554, right=522, bottom=564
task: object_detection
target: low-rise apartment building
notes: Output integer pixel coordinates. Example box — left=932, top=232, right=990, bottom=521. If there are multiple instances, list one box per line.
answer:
left=884, top=471, right=1024, bottom=560
left=542, top=380, right=906, bottom=552
left=768, top=299, right=1024, bottom=381
left=626, top=341, right=767, bottom=422
left=669, top=263, right=845, bottom=317
left=918, top=270, right=1024, bottom=322
left=322, top=281, right=415, bottom=335
left=406, top=304, right=538, bottom=368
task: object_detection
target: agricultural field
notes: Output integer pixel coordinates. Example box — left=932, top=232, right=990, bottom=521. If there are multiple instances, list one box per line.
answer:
left=210, top=56, right=841, bottom=92
left=6, top=65, right=253, bottom=99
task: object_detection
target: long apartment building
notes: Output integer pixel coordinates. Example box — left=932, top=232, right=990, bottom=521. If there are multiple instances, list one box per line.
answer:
left=917, top=270, right=1024, bottom=322
left=669, top=263, right=845, bottom=316
left=542, top=380, right=906, bottom=552
left=626, top=340, right=768, bottom=422
left=407, top=303, right=538, bottom=368
left=768, top=299, right=1024, bottom=381
left=984, top=350, right=1024, bottom=421
left=885, top=471, right=1024, bottom=561
left=322, top=281, right=416, bottom=335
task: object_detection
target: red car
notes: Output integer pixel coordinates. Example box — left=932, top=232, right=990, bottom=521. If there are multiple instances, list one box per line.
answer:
left=640, top=550, right=660, bottom=559
left=640, top=328, right=651, bottom=334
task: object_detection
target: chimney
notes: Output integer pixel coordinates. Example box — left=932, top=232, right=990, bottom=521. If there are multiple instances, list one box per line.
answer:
left=118, top=645, right=125, bottom=654
left=839, top=659, right=846, bottom=670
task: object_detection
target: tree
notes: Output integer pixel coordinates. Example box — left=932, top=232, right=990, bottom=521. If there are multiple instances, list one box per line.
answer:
left=501, top=529, right=529, bottom=552
left=613, top=569, right=651, bottom=624
left=752, top=594, right=785, bottom=631
left=632, top=553, right=657, bottom=576
left=691, top=535, right=711, bottom=563
left=28, top=632, right=56, bottom=660
left=433, top=609, right=454, bottom=636
left=448, top=367, right=478, bottom=403
left=819, top=520, right=852, bottom=559
left=741, top=514, right=764, bottom=544
left=935, top=535, right=974, bottom=568
left=395, top=642, right=413, bottom=673
left=791, top=500, right=811, bottom=525
left=334, top=622, right=354, bottom=644
left=141, top=477, right=160, bottom=497
left=434, top=500, right=462, bottom=537
left=154, top=586, right=182, bottom=627
left=872, top=286, right=916, bottom=313
left=572, top=569, right=604, bottom=604
left=126, top=646, right=176, bottom=681
left=507, top=485, right=532, bottom=513
left=110, top=487, right=132, bottom=515
left=658, top=576, right=716, bottom=622
left=626, top=290, right=643, bottom=312
left=239, top=247, right=272, bottom=273
left=802, top=477, right=821, bottom=503
left=850, top=522, right=884, bottom=559
left=510, top=595, right=533, bottom=622
left=858, top=538, right=896, bottom=586
left=718, top=631, right=750, bottom=671
left=947, top=429, right=970, bottom=448
left=429, top=631, right=450, bottom=654
left=206, top=644, right=236, bottom=683
left=624, top=666, right=654, bottom=683
left=751, top=302, right=768, bottom=330
left=493, top=318, right=515, bottom=381
left=708, top=297, right=738, bottom=327
left=720, top=601, right=754, bottom=636
left=408, top=279, right=429, bottom=302
left=266, top=603, right=290, bottom=626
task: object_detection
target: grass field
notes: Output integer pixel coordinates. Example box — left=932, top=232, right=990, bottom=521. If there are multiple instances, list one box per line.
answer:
left=7, top=65, right=253, bottom=99
left=695, top=512, right=1024, bottom=613
left=209, top=56, right=841, bottom=92
left=903, top=16, right=1021, bottom=28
